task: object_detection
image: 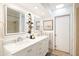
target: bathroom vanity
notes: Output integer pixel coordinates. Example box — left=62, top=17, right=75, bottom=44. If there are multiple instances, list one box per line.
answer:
left=4, top=36, right=48, bottom=56
left=3, top=5, right=49, bottom=56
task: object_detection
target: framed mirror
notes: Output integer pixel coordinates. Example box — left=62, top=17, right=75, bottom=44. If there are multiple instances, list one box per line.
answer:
left=4, top=7, right=26, bottom=35
left=7, top=8, right=20, bottom=33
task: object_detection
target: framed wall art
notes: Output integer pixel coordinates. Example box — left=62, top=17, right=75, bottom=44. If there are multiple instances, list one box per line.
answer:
left=43, top=20, right=53, bottom=30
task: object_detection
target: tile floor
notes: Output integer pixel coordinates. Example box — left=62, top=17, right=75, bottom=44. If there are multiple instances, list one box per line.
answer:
left=46, top=49, right=70, bottom=56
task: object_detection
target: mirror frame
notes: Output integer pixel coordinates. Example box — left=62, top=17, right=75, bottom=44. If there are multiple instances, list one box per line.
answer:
left=4, top=5, right=26, bottom=36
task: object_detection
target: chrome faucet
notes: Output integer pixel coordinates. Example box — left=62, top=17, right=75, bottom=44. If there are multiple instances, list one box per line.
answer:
left=16, top=37, right=23, bottom=42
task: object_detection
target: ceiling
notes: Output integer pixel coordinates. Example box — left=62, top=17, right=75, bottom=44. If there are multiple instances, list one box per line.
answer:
left=15, top=3, right=51, bottom=18
left=7, top=3, right=73, bottom=19
left=41, top=3, right=73, bottom=18
left=41, top=3, right=72, bottom=11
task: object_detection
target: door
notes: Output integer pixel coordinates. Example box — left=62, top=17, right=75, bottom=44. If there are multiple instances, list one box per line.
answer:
left=55, top=15, right=70, bottom=53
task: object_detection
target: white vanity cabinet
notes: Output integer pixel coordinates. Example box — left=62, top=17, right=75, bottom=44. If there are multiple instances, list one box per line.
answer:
left=5, top=36, right=49, bottom=56
left=13, top=37, right=48, bottom=56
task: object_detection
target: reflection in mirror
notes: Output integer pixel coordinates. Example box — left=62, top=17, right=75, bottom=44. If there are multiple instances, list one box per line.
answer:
left=20, top=14, right=25, bottom=32
left=7, top=8, right=20, bottom=33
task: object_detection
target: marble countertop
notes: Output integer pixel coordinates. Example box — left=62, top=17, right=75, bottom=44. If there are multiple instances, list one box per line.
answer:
left=4, top=36, right=48, bottom=55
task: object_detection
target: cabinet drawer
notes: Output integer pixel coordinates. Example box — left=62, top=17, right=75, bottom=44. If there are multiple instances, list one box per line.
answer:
left=13, top=45, right=36, bottom=56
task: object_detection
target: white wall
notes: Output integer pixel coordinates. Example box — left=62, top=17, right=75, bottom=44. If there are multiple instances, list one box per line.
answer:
left=0, top=4, right=4, bottom=56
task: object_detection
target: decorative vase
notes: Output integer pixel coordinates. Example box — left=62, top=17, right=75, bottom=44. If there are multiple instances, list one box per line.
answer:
left=27, top=13, right=35, bottom=39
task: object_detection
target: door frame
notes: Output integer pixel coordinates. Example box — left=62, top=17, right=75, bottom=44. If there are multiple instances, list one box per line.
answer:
left=54, top=14, right=71, bottom=55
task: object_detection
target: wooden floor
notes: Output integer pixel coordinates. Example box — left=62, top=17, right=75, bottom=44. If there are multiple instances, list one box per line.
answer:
left=48, top=49, right=70, bottom=56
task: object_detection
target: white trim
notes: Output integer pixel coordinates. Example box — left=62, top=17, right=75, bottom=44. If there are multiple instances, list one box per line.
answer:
left=73, top=3, right=76, bottom=56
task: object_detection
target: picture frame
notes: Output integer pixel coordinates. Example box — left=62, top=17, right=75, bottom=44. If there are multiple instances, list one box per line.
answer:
left=43, top=20, right=53, bottom=30
left=36, top=21, right=40, bottom=30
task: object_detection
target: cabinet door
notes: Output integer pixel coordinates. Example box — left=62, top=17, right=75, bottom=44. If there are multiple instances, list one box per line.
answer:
left=42, top=38, right=49, bottom=55
left=36, top=41, right=43, bottom=56
left=36, top=38, right=48, bottom=56
left=13, top=44, right=36, bottom=56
